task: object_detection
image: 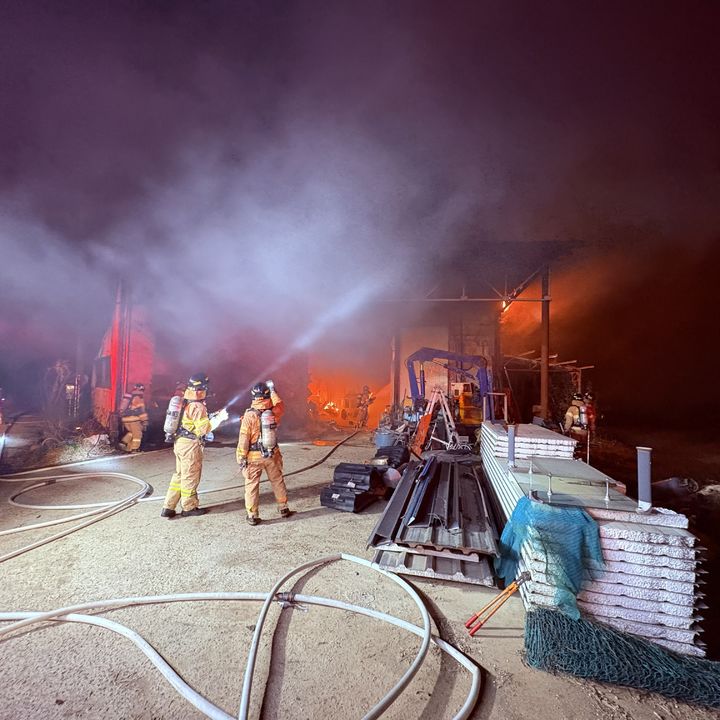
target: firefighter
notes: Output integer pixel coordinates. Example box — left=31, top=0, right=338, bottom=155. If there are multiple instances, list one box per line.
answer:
left=119, top=383, right=148, bottom=452
left=563, top=392, right=589, bottom=440
left=161, top=373, right=227, bottom=519
left=236, top=380, right=291, bottom=526
left=356, top=385, right=374, bottom=428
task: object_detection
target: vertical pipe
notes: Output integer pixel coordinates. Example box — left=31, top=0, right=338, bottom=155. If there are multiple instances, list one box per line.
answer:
left=391, top=330, right=401, bottom=408
left=495, top=303, right=503, bottom=380
left=507, top=424, right=516, bottom=468
left=540, top=266, right=550, bottom=420
left=586, top=429, right=591, bottom=464
left=636, top=446, right=652, bottom=512
left=121, top=293, right=132, bottom=397
left=109, top=281, right=122, bottom=413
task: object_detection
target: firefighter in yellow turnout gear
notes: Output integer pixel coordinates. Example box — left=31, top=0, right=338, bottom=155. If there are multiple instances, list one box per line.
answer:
left=161, top=373, right=227, bottom=519
left=236, top=380, right=291, bottom=526
left=119, top=383, right=148, bottom=452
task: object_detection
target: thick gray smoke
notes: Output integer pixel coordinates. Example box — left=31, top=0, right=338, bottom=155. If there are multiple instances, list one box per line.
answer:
left=0, top=2, right=486, bottom=370
left=1, top=1, right=719, bottom=418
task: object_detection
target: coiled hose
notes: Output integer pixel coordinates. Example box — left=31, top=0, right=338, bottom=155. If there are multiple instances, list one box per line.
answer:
left=0, top=555, right=482, bottom=719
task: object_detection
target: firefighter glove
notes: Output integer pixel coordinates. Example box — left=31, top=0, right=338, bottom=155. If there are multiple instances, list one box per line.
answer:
left=209, top=407, right=229, bottom=431
left=238, top=457, right=248, bottom=470
left=266, top=379, right=274, bottom=390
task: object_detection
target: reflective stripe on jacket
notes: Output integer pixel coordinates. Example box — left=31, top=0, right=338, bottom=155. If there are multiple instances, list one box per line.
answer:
left=180, top=399, right=212, bottom=439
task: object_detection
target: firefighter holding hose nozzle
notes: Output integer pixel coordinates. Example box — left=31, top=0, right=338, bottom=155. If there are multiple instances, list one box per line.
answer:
left=236, top=380, right=291, bottom=526
left=161, top=373, right=228, bottom=519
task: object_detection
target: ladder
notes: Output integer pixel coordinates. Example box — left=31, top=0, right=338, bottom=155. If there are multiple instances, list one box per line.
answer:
left=424, top=387, right=471, bottom=451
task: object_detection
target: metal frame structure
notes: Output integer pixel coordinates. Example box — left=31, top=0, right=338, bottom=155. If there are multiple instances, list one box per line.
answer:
left=388, top=263, right=553, bottom=419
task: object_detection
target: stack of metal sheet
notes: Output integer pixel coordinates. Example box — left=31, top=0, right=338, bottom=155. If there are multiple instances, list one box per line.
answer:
left=480, top=421, right=706, bottom=656
left=369, top=454, right=499, bottom=586
left=480, top=422, right=576, bottom=459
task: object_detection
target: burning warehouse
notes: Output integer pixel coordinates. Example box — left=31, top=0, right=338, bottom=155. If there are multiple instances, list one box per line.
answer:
left=1, top=2, right=720, bottom=719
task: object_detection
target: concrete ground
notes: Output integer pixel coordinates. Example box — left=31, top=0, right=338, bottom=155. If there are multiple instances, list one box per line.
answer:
left=0, top=433, right=716, bottom=720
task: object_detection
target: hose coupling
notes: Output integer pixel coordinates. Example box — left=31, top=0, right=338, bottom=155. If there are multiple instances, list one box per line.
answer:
left=275, top=592, right=308, bottom=611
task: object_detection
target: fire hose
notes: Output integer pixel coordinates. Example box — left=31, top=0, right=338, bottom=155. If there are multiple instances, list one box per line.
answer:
left=0, top=554, right=482, bottom=719
left=0, top=432, right=360, bottom=564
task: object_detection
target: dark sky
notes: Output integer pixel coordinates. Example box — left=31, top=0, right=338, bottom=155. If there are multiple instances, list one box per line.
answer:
left=1, top=1, right=719, bottom=424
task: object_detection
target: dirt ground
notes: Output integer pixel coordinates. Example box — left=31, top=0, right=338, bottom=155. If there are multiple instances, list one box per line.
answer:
left=0, top=433, right=718, bottom=720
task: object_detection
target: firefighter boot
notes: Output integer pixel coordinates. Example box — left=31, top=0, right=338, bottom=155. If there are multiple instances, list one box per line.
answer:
left=181, top=507, right=207, bottom=518
left=160, top=508, right=176, bottom=519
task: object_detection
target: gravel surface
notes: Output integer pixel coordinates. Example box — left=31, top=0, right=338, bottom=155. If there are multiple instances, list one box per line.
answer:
left=0, top=434, right=716, bottom=720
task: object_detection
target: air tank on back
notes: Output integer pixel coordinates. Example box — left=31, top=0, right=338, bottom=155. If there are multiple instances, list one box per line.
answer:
left=260, top=408, right=277, bottom=453
left=163, top=394, right=184, bottom=441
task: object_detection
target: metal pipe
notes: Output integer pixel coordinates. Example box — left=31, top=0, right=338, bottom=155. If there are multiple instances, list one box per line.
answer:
left=540, top=266, right=550, bottom=420
left=636, top=446, right=652, bottom=512
left=586, top=429, right=591, bottom=464
left=507, top=424, right=516, bottom=468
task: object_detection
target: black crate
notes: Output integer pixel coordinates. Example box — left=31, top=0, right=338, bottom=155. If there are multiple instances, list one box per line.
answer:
left=320, top=485, right=378, bottom=513
left=332, top=463, right=383, bottom=492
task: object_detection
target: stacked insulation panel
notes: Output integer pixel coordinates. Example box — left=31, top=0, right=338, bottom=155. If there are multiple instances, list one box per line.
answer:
left=480, top=422, right=705, bottom=657
left=480, top=422, right=576, bottom=459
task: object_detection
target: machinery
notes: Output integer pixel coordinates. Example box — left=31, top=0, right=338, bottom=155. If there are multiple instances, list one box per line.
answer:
left=405, top=347, right=492, bottom=424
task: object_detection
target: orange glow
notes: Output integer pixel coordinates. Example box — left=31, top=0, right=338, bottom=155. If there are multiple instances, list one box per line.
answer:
left=501, top=251, right=622, bottom=359
left=307, top=363, right=390, bottom=428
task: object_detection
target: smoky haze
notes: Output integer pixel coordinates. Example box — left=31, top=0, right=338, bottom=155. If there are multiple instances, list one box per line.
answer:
left=1, top=1, right=718, bottom=423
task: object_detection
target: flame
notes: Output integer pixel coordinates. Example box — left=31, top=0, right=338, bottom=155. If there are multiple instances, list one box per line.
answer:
left=307, top=364, right=390, bottom=428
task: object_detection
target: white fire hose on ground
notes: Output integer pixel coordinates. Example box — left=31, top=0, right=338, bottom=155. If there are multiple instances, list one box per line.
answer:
left=0, top=432, right=360, bottom=564
left=0, top=438, right=483, bottom=716
left=0, top=555, right=482, bottom=719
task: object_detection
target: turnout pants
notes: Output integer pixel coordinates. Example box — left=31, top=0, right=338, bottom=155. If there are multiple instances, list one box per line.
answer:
left=164, top=437, right=204, bottom=511
left=243, top=450, right=288, bottom=516
left=121, top=420, right=143, bottom=451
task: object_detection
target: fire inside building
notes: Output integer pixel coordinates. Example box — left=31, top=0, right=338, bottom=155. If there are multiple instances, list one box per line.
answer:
left=89, top=247, right=579, bottom=447
left=1, top=3, right=719, bottom=718
left=2, top=247, right=717, bottom=719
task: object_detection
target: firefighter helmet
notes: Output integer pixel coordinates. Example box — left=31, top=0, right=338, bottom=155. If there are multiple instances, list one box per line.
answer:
left=132, top=383, right=145, bottom=393
left=188, top=373, right=209, bottom=391
left=572, top=392, right=583, bottom=401
left=251, top=382, right=271, bottom=399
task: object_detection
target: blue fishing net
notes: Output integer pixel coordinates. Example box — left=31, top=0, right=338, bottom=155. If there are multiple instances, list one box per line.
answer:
left=494, top=496, right=603, bottom=618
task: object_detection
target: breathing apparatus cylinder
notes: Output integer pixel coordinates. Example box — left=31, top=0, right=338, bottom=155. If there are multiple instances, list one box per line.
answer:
left=578, top=404, right=588, bottom=428
left=260, top=409, right=278, bottom=455
left=163, top=396, right=184, bottom=439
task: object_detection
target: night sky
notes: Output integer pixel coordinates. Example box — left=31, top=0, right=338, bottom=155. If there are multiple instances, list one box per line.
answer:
left=1, top=1, right=718, bottom=427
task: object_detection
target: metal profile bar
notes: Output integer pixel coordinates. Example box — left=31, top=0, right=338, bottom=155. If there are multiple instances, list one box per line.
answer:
left=401, top=457, right=437, bottom=529
left=366, top=461, right=419, bottom=547
left=427, top=462, right=451, bottom=528
left=448, top=462, right=461, bottom=533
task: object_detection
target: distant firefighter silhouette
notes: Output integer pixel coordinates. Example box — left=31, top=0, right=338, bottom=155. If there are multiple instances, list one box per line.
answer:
left=119, top=383, right=148, bottom=452
left=355, top=385, right=375, bottom=428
